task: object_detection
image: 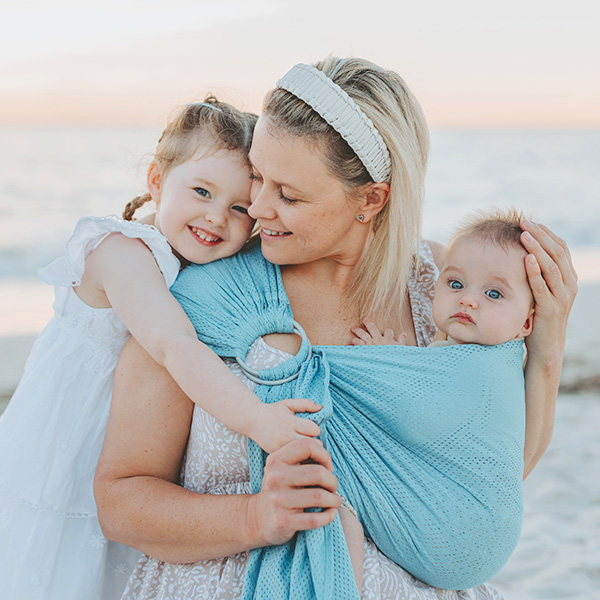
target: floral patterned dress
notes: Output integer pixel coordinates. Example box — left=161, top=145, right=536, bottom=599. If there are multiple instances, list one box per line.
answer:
left=122, top=243, right=505, bottom=600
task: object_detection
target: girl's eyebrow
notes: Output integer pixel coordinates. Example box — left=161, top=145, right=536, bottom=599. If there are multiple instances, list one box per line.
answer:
left=191, top=177, right=217, bottom=189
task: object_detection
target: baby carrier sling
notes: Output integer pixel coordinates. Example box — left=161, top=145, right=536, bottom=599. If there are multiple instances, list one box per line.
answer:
left=171, top=245, right=525, bottom=598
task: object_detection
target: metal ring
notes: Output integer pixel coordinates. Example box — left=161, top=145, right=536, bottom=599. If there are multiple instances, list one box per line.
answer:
left=235, top=321, right=312, bottom=386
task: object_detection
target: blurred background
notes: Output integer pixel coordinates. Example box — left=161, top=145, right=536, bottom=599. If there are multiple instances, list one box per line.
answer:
left=1, top=1, right=599, bottom=598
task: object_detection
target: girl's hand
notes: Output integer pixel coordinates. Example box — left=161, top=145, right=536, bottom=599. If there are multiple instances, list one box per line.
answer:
left=519, top=220, right=578, bottom=365
left=248, top=399, right=322, bottom=455
left=351, top=320, right=408, bottom=346
left=247, top=438, right=341, bottom=546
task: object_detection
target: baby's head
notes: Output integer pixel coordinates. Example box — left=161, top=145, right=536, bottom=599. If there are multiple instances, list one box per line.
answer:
left=124, top=98, right=258, bottom=264
left=432, top=208, right=535, bottom=346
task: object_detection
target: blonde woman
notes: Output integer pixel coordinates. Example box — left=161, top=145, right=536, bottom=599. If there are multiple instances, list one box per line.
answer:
left=95, top=57, right=577, bottom=599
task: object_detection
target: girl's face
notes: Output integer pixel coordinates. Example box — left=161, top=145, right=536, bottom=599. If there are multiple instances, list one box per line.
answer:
left=247, top=117, right=363, bottom=267
left=150, top=146, right=254, bottom=264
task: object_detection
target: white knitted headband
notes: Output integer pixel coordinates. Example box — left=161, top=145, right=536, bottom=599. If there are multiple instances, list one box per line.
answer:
left=276, top=63, right=392, bottom=183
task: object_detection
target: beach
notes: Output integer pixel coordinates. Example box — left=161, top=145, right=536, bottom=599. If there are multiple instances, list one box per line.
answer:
left=1, top=280, right=599, bottom=599
left=1, top=125, right=598, bottom=598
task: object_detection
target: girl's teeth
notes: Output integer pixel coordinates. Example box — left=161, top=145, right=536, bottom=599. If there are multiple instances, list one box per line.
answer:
left=192, top=227, right=220, bottom=242
left=263, top=228, right=287, bottom=236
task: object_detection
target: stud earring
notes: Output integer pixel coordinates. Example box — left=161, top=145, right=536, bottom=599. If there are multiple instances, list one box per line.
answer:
left=356, top=214, right=364, bottom=222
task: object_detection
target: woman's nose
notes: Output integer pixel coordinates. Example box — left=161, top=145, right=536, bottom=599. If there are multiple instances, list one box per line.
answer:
left=248, top=186, right=277, bottom=220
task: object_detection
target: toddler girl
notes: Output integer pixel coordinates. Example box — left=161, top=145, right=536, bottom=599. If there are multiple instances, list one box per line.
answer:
left=0, top=98, right=320, bottom=600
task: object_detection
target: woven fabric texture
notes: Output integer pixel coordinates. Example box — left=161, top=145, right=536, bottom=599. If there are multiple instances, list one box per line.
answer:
left=171, top=245, right=525, bottom=598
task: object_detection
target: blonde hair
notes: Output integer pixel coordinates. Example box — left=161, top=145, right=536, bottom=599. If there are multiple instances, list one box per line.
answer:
left=263, top=57, right=430, bottom=322
left=123, top=96, right=258, bottom=221
left=449, top=207, right=528, bottom=253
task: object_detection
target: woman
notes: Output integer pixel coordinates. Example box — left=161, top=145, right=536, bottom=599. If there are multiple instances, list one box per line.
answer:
left=94, top=57, right=577, bottom=599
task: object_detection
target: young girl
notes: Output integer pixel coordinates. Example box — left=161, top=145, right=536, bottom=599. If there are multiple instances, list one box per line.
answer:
left=0, top=98, right=320, bottom=600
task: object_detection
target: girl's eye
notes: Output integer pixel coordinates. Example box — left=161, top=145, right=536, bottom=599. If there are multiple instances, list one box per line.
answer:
left=278, top=190, right=297, bottom=205
left=249, top=172, right=261, bottom=182
left=485, top=289, right=502, bottom=300
left=194, top=187, right=211, bottom=198
left=232, top=205, right=249, bottom=215
left=449, top=280, right=463, bottom=290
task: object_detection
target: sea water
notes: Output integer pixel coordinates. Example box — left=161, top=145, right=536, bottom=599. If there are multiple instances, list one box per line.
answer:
left=1, top=125, right=598, bottom=282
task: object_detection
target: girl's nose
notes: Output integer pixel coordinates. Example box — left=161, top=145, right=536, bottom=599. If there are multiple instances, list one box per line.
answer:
left=205, top=205, right=227, bottom=227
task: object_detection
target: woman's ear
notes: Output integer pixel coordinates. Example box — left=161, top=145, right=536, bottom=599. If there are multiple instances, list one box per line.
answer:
left=357, top=182, right=390, bottom=223
left=147, top=162, right=162, bottom=203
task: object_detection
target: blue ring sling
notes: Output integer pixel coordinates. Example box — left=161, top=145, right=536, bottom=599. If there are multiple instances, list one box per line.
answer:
left=171, top=245, right=525, bottom=598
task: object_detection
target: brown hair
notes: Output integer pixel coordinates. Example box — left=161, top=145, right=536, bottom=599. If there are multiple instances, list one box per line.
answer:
left=449, top=207, right=529, bottom=253
left=263, top=57, right=429, bottom=322
left=123, top=96, right=258, bottom=220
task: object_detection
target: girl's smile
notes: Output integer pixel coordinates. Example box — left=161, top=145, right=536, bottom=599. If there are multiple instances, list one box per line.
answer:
left=149, top=146, right=255, bottom=265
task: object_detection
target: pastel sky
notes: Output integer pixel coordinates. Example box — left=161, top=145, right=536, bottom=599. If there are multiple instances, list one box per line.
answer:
left=2, top=0, right=599, bottom=126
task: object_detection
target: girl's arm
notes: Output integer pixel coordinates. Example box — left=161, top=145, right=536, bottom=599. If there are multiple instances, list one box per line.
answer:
left=519, top=221, right=578, bottom=478
left=84, top=233, right=320, bottom=453
left=94, top=337, right=340, bottom=563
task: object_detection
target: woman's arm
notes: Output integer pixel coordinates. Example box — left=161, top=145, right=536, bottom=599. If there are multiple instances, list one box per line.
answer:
left=519, top=221, right=578, bottom=478
left=94, top=337, right=340, bottom=563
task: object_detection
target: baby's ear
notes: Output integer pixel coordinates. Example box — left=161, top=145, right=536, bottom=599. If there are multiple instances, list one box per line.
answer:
left=520, top=308, right=535, bottom=338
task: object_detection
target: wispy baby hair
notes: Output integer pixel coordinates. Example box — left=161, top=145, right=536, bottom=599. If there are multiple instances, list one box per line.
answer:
left=449, top=207, right=530, bottom=253
left=123, top=96, right=258, bottom=220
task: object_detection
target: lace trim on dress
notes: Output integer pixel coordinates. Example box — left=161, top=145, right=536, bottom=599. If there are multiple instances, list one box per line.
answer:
left=38, top=215, right=180, bottom=288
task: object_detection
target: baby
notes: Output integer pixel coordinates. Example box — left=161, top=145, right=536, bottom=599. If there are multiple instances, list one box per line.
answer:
left=345, top=207, right=535, bottom=590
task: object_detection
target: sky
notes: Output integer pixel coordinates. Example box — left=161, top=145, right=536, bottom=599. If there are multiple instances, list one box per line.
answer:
left=1, top=0, right=599, bottom=127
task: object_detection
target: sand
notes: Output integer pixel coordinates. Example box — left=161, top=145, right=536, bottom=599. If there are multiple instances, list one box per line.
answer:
left=0, top=283, right=598, bottom=599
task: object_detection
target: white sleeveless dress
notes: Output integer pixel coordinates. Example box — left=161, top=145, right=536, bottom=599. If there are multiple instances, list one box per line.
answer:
left=121, top=244, right=505, bottom=600
left=0, top=216, right=181, bottom=600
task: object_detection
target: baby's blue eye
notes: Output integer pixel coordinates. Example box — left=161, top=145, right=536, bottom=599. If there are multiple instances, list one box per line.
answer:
left=194, top=187, right=210, bottom=198
left=232, top=206, right=249, bottom=215
left=449, top=280, right=463, bottom=290
left=485, top=289, right=502, bottom=299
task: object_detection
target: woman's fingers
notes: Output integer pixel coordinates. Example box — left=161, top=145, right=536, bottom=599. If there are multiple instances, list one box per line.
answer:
left=267, top=437, right=334, bottom=472
left=255, top=438, right=340, bottom=544
left=520, top=220, right=578, bottom=299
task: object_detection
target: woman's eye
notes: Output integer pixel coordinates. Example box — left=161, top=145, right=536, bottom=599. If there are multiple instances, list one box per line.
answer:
left=485, top=289, right=502, bottom=299
left=194, top=187, right=210, bottom=198
left=278, top=190, right=297, bottom=205
left=449, top=280, right=463, bottom=290
left=232, top=205, right=249, bottom=215
left=249, top=172, right=261, bottom=182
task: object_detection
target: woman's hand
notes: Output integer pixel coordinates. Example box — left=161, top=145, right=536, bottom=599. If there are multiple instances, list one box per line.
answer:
left=520, top=220, right=578, bottom=364
left=247, top=438, right=341, bottom=547
left=519, top=220, right=578, bottom=476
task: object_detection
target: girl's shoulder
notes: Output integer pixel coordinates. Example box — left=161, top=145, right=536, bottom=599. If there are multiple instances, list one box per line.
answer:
left=38, top=215, right=180, bottom=289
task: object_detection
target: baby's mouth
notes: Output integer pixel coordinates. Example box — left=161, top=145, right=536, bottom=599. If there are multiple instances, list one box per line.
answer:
left=451, top=312, right=474, bottom=324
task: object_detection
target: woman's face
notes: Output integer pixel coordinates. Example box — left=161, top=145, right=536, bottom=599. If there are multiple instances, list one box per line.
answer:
left=247, top=117, right=363, bottom=267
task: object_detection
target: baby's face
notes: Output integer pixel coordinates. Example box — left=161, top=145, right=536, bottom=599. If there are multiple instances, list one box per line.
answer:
left=433, top=237, right=535, bottom=345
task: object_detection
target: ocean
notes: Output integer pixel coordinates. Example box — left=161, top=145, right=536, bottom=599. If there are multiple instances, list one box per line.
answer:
left=1, top=125, right=599, bottom=285
left=0, top=125, right=599, bottom=598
